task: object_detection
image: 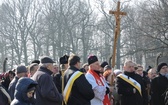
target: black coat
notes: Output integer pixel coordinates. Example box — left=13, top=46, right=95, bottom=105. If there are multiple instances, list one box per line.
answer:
left=63, top=66, right=94, bottom=105
left=0, top=85, right=9, bottom=105
left=141, top=72, right=150, bottom=105
left=116, top=71, right=146, bottom=105
left=151, top=74, right=168, bottom=105
left=32, top=67, right=63, bottom=105
left=10, top=77, right=37, bottom=105
left=53, top=72, right=62, bottom=93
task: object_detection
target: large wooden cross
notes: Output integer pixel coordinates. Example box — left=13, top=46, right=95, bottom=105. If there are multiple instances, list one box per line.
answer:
left=109, top=1, right=126, bottom=69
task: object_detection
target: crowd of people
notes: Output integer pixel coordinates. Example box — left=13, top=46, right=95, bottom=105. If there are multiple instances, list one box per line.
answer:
left=0, top=54, right=168, bottom=105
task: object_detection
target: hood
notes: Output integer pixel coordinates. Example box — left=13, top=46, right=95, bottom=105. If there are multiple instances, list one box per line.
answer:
left=14, top=77, right=37, bottom=102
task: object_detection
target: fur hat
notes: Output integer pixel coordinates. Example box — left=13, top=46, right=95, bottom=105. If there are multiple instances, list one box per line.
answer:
left=59, top=55, right=69, bottom=64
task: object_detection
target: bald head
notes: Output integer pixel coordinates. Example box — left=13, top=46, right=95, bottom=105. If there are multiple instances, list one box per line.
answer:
left=148, top=68, right=157, bottom=80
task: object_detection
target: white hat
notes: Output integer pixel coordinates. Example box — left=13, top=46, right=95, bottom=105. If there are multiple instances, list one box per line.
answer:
left=114, top=69, right=122, bottom=76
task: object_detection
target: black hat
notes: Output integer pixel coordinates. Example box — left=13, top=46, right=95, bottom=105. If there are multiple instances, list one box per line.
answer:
left=146, top=66, right=152, bottom=72
left=100, top=61, right=108, bottom=68
left=88, top=55, right=98, bottom=65
left=40, top=56, right=55, bottom=63
left=157, top=62, right=168, bottom=72
left=60, top=55, right=69, bottom=64
left=104, top=65, right=111, bottom=71
left=31, top=60, right=40, bottom=64
left=16, top=65, right=27, bottom=74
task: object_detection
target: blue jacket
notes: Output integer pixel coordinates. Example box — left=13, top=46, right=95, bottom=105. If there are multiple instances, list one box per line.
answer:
left=8, top=76, right=19, bottom=100
left=10, top=77, right=37, bottom=105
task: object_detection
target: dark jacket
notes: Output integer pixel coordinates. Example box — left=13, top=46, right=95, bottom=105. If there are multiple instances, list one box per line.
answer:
left=10, top=77, right=37, bottom=105
left=63, top=66, right=94, bottom=105
left=141, top=72, right=150, bottom=105
left=8, top=76, right=19, bottom=100
left=0, top=84, right=9, bottom=105
left=2, top=77, right=11, bottom=91
left=53, top=71, right=62, bottom=93
left=151, top=74, right=168, bottom=105
left=116, top=71, right=146, bottom=105
left=31, top=66, right=63, bottom=105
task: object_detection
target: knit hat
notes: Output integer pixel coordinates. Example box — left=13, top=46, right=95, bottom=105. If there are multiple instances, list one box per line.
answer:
left=88, top=55, right=98, bottom=65
left=100, top=61, right=108, bottom=68
left=16, top=65, right=27, bottom=74
left=40, top=56, right=55, bottom=63
left=104, top=65, right=111, bottom=71
left=157, top=62, right=168, bottom=72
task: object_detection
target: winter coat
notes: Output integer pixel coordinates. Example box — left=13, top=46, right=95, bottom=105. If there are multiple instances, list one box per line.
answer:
left=151, top=74, right=168, bottom=105
left=8, top=77, right=19, bottom=100
left=64, top=66, right=94, bottom=105
left=10, top=77, right=37, bottom=105
left=31, top=66, right=63, bottom=105
left=116, top=71, right=146, bottom=105
left=0, top=84, right=9, bottom=105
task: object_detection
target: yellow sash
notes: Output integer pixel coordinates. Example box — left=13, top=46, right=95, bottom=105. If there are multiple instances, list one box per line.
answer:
left=63, top=71, right=83, bottom=104
left=118, top=74, right=142, bottom=96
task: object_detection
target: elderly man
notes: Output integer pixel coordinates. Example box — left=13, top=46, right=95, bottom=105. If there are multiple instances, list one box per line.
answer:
left=63, top=54, right=94, bottom=105
left=85, top=55, right=110, bottom=105
left=148, top=68, right=157, bottom=81
left=32, top=56, right=63, bottom=105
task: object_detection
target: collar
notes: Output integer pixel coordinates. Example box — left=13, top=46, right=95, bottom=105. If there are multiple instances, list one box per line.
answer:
left=159, top=73, right=167, bottom=79
left=68, top=66, right=79, bottom=71
left=124, top=71, right=135, bottom=77
left=39, top=66, right=53, bottom=75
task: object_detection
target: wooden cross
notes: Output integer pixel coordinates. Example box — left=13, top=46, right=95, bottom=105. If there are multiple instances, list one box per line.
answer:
left=109, top=1, right=126, bottom=69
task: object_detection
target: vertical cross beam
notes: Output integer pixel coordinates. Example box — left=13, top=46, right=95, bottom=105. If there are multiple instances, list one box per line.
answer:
left=109, top=1, right=126, bottom=69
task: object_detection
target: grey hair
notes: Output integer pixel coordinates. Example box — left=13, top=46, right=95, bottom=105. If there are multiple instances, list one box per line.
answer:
left=40, top=63, right=51, bottom=68
left=124, top=60, right=133, bottom=66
